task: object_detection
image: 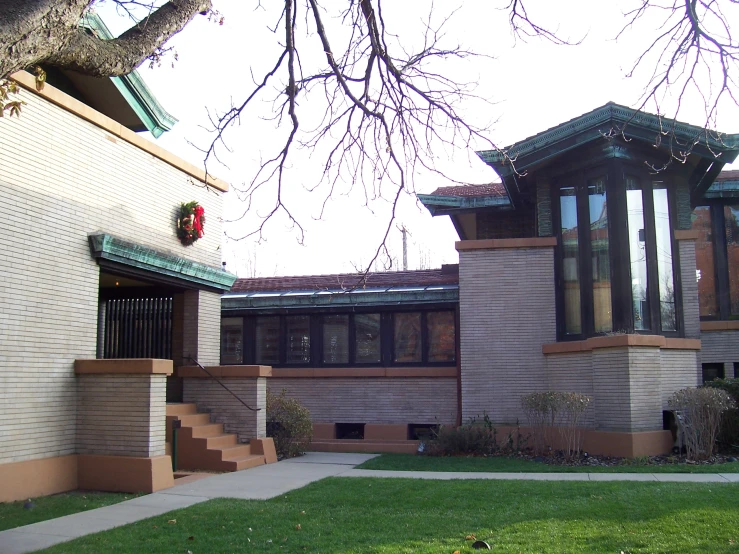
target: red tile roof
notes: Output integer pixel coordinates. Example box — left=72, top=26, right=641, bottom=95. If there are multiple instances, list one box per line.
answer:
left=230, top=266, right=459, bottom=293
left=428, top=182, right=507, bottom=198
left=716, top=169, right=739, bottom=181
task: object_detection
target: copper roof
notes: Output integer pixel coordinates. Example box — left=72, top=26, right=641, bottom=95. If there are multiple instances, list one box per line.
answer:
left=428, top=182, right=507, bottom=198
left=230, top=266, right=459, bottom=293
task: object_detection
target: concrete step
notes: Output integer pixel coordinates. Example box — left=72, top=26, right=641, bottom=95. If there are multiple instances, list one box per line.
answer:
left=177, top=413, right=212, bottom=427
left=224, top=455, right=267, bottom=471
left=188, top=423, right=225, bottom=438
left=219, top=444, right=252, bottom=461
left=206, top=434, right=238, bottom=449
left=166, top=403, right=198, bottom=416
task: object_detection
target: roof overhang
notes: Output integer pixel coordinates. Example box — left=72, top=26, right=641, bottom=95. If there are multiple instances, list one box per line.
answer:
left=89, top=233, right=237, bottom=292
left=417, top=193, right=511, bottom=216
left=705, top=174, right=739, bottom=199
left=69, top=13, right=178, bottom=138
left=476, top=102, right=739, bottom=208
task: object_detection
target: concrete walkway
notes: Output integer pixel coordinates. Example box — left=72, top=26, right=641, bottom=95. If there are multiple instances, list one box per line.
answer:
left=2, top=452, right=739, bottom=554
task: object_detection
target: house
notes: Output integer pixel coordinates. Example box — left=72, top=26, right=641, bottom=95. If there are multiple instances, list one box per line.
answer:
left=220, top=103, right=739, bottom=458
left=0, top=15, right=281, bottom=503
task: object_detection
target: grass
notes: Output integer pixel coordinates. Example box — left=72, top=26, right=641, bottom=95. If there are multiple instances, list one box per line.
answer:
left=357, top=453, right=739, bottom=473
left=0, top=491, right=143, bottom=532
left=39, top=477, right=739, bottom=553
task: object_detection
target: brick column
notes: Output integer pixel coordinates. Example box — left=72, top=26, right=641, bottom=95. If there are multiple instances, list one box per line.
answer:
left=172, top=290, right=222, bottom=367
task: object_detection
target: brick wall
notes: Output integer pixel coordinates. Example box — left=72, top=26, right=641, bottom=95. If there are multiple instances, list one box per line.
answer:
left=680, top=241, right=701, bottom=339
left=701, top=330, right=739, bottom=379
left=77, top=374, right=167, bottom=457
left=458, top=247, right=556, bottom=423
left=183, top=378, right=266, bottom=440
left=545, top=351, right=595, bottom=428
left=268, top=379, right=457, bottom=425
left=0, top=87, right=224, bottom=464
left=659, top=349, right=700, bottom=407
left=174, top=290, right=222, bottom=367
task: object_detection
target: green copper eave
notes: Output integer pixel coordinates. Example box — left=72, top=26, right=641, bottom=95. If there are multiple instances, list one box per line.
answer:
left=417, top=193, right=511, bottom=216
left=222, top=288, right=459, bottom=311
left=81, top=13, right=178, bottom=138
left=476, top=102, right=739, bottom=177
left=88, top=233, right=237, bottom=291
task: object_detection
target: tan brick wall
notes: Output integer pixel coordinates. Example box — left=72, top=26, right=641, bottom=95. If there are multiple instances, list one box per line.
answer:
left=545, top=352, right=595, bottom=428
left=173, top=290, right=222, bottom=367
left=701, top=330, right=739, bottom=379
left=679, top=241, right=701, bottom=339
left=77, top=374, right=167, bottom=457
left=0, top=89, right=224, bottom=464
left=659, top=349, right=700, bottom=407
left=183, top=378, right=266, bottom=440
left=268, top=379, right=457, bottom=425
left=458, top=247, right=556, bottom=424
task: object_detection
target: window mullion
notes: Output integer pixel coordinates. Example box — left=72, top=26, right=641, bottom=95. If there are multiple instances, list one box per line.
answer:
left=577, top=184, right=595, bottom=336
left=643, top=182, right=661, bottom=332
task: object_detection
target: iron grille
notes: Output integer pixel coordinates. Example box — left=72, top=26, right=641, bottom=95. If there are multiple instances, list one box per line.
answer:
left=103, top=297, right=173, bottom=359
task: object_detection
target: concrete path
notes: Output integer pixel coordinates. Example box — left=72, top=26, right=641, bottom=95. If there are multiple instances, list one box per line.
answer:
left=0, top=452, right=376, bottom=554
left=2, top=452, right=739, bottom=554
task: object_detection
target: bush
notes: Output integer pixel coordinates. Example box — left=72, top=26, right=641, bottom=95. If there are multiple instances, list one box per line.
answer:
left=266, top=390, right=313, bottom=459
left=704, top=378, right=739, bottom=449
left=520, top=391, right=590, bottom=459
left=427, top=414, right=498, bottom=456
left=556, top=392, right=590, bottom=460
left=668, top=387, right=736, bottom=460
left=520, top=392, right=559, bottom=455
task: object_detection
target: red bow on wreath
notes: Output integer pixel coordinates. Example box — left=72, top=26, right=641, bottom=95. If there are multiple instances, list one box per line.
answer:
left=177, top=201, right=206, bottom=246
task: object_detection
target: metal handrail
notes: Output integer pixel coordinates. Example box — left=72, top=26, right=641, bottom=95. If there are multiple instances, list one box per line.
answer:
left=186, top=355, right=261, bottom=412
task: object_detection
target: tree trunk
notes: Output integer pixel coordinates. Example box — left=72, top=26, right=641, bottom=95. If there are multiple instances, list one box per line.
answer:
left=0, top=0, right=211, bottom=80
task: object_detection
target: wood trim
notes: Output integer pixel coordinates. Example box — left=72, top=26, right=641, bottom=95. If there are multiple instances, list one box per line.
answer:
left=177, top=365, right=272, bottom=378
left=674, top=229, right=701, bottom=241
left=270, top=366, right=457, bottom=378
left=701, top=320, right=739, bottom=331
left=75, top=358, right=173, bottom=375
left=543, top=334, right=701, bottom=354
left=455, top=237, right=557, bottom=251
left=10, top=70, right=228, bottom=192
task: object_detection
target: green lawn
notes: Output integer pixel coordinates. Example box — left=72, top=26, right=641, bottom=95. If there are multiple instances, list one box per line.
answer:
left=357, top=453, right=739, bottom=473
left=39, top=478, right=739, bottom=553
left=0, top=491, right=142, bottom=532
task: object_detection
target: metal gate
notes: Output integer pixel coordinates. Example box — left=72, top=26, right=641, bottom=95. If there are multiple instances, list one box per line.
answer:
left=102, top=297, right=173, bottom=359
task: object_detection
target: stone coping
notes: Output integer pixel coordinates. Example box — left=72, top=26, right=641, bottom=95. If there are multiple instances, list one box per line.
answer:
left=674, top=229, right=701, bottom=241
left=177, top=365, right=272, bottom=378
left=543, top=335, right=701, bottom=354
left=75, top=359, right=173, bottom=375
left=456, top=237, right=557, bottom=251
left=270, top=367, right=457, bottom=378
left=701, top=320, right=739, bottom=331
left=10, top=70, right=228, bottom=192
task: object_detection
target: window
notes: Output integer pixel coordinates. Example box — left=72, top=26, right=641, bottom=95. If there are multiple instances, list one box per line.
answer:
left=554, top=166, right=678, bottom=339
left=702, top=363, right=724, bottom=384
left=220, top=317, right=243, bottom=364
left=692, top=203, right=739, bottom=320
left=221, top=309, right=456, bottom=367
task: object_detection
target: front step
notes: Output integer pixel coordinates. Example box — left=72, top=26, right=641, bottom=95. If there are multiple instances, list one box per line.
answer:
left=166, top=403, right=276, bottom=472
left=310, top=439, right=419, bottom=454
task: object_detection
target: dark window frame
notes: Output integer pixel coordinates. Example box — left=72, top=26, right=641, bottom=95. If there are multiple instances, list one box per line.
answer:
left=553, top=160, right=682, bottom=340
left=221, top=306, right=457, bottom=367
left=696, top=201, right=739, bottom=321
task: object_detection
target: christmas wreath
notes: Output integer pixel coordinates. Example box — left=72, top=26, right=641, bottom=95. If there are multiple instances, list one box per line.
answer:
left=177, top=201, right=205, bottom=246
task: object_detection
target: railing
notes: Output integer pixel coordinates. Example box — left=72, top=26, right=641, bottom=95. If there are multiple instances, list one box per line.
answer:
left=186, top=355, right=261, bottom=412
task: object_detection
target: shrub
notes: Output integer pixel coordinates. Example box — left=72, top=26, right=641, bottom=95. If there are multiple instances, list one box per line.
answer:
left=520, top=392, right=559, bottom=455
left=520, top=391, right=590, bottom=459
left=668, top=387, right=736, bottom=460
left=703, top=378, right=739, bottom=449
left=555, top=392, right=590, bottom=460
left=427, top=414, right=498, bottom=456
left=266, top=390, right=313, bottom=459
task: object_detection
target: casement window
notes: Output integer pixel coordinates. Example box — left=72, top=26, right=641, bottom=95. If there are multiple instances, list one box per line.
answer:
left=693, top=203, right=739, bottom=320
left=222, top=309, right=456, bottom=366
left=554, top=165, right=679, bottom=339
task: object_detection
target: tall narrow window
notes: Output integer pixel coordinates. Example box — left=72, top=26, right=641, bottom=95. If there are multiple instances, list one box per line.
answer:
left=286, top=315, right=311, bottom=364
left=427, top=311, right=456, bottom=362
left=626, top=179, right=650, bottom=330
left=725, top=205, right=739, bottom=316
left=220, top=317, right=244, bottom=364
left=255, top=316, right=280, bottom=364
left=653, top=185, right=676, bottom=330
left=323, top=315, right=349, bottom=364
left=354, top=313, right=381, bottom=363
left=394, top=312, right=422, bottom=362
left=693, top=206, right=718, bottom=317
left=589, top=178, right=612, bottom=333
left=560, top=187, right=581, bottom=335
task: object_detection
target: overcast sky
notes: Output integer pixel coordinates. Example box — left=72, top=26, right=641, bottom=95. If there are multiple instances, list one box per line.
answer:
left=99, top=0, right=739, bottom=278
